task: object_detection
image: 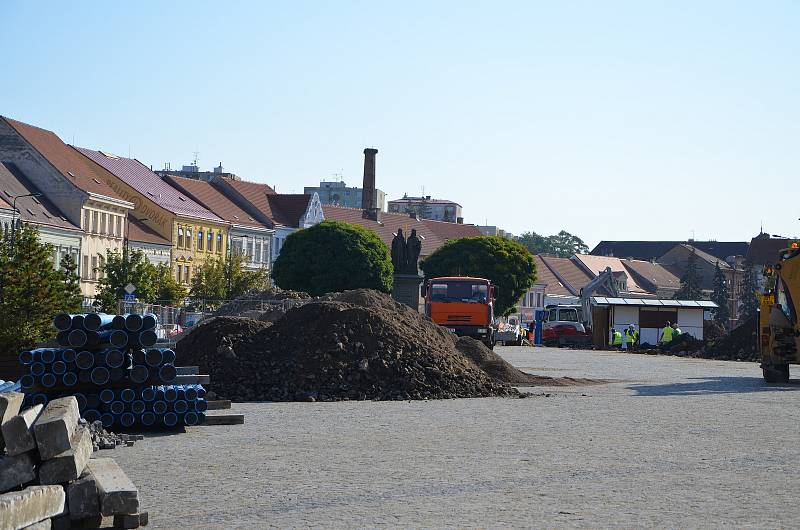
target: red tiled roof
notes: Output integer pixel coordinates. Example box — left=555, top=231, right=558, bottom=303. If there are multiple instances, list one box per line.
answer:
left=322, top=205, right=446, bottom=256
left=0, top=162, right=79, bottom=231
left=215, top=179, right=283, bottom=224
left=571, top=254, right=649, bottom=294
left=127, top=216, right=170, bottom=246
left=538, top=255, right=593, bottom=296
left=532, top=255, right=573, bottom=297
left=0, top=193, right=11, bottom=209
left=162, top=175, right=268, bottom=229
left=621, top=259, right=681, bottom=292
left=75, top=148, right=221, bottom=222
left=421, top=219, right=482, bottom=240
left=267, top=194, right=312, bottom=227
left=1, top=117, right=127, bottom=201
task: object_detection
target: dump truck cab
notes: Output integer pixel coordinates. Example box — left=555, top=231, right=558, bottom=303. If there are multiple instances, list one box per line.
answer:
left=422, top=276, right=496, bottom=348
left=760, top=243, right=800, bottom=383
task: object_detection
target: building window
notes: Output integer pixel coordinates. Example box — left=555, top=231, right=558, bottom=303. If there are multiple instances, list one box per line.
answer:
left=115, top=216, right=121, bottom=237
left=208, top=231, right=213, bottom=251
left=83, top=255, right=89, bottom=279
left=91, top=256, right=98, bottom=280
left=177, top=265, right=182, bottom=283
left=83, top=210, right=90, bottom=231
left=262, top=242, right=269, bottom=264
left=217, top=233, right=222, bottom=252
left=198, top=230, right=204, bottom=250
left=92, top=211, right=98, bottom=234
left=186, top=228, right=192, bottom=249
left=254, top=240, right=262, bottom=263
left=185, top=265, right=191, bottom=284
left=177, top=228, right=184, bottom=248
left=98, top=255, right=105, bottom=279
left=101, top=213, right=107, bottom=235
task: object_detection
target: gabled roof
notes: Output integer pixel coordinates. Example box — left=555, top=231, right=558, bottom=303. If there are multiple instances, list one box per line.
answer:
left=161, top=175, right=268, bottom=229
left=75, top=148, right=221, bottom=222
left=591, top=240, right=749, bottom=261
left=747, top=235, right=794, bottom=266
left=421, top=219, right=482, bottom=240
left=532, top=255, right=573, bottom=297
left=681, top=244, right=733, bottom=269
left=322, top=205, right=446, bottom=256
left=0, top=194, right=11, bottom=210
left=620, top=258, right=681, bottom=292
left=537, top=255, right=593, bottom=296
left=267, top=194, right=313, bottom=228
left=0, top=162, right=79, bottom=231
left=127, top=216, right=170, bottom=246
left=571, top=254, right=649, bottom=294
left=1, top=117, right=126, bottom=201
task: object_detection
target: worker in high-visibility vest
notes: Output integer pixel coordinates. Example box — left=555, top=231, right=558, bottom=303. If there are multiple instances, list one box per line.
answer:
left=659, top=321, right=674, bottom=345
left=610, top=328, right=622, bottom=348
left=626, top=324, right=638, bottom=351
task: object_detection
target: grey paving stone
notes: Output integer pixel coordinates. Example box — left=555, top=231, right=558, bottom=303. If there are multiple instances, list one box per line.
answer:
left=85, top=458, right=139, bottom=516
left=67, top=470, right=99, bottom=520
left=0, top=485, right=64, bottom=530
left=39, top=427, right=92, bottom=485
left=2, top=405, right=44, bottom=456
left=33, top=397, right=80, bottom=461
left=0, top=451, right=37, bottom=493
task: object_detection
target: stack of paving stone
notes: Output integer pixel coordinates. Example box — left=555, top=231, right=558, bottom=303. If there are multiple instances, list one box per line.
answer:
left=19, top=313, right=206, bottom=429
left=0, top=393, right=147, bottom=529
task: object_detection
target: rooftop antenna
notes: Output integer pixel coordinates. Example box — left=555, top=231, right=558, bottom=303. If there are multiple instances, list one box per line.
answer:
left=192, top=151, right=199, bottom=167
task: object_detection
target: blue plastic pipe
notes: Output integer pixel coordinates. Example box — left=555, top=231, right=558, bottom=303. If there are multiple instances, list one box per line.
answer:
left=72, top=314, right=85, bottom=330
left=164, top=386, right=178, bottom=402
left=162, top=412, right=178, bottom=427
left=131, top=400, right=146, bottom=415
left=84, top=313, right=115, bottom=331
left=19, top=350, right=35, bottom=365
left=194, top=399, right=208, bottom=413
left=120, top=388, right=136, bottom=403
left=51, top=360, right=67, bottom=375
left=62, top=372, right=78, bottom=387
left=162, top=348, right=176, bottom=364
left=91, top=366, right=110, bottom=385
left=144, top=348, right=163, bottom=367
left=75, top=350, right=95, bottom=370
left=61, top=349, right=76, bottom=363
left=40, top=349, right=57, bottom=364
left=56, top=331, right=71, bottom=347
left=53, top=312, right=75, bottom=331
left=30, top=393, right=48, bottom=406
left=125, top=313, right=143, bottom=332
left=100, top=413, right=114, bottom=428
left=83, top=409, right=101, bottom=423
left=184, top=385, right=198, bottom=400
left=152, top=400, right=168, bottom=415
left=158, top=364, right=177, bottom=383
left=30, top=362, right=45, bottom=377
left=104, top=349, right=126, bottom=369
left=119, top=412, right=135, bottom=428
left=40, top=373, right=57, bottom=388
left=141, top=411, right=156, bottom=426
left=112, top=314, right=127, bottom=330
left=141, top=386, right=156, bottom=402
left=68, top=329, right=88, bottom=348
left=99, top=388, right=116, bottom=404
left=183, top=411, right=200, bottom=426
left=137, top=330, right=158, bottom=348
left=19, top=375, right=35, bottom=389
left=130, top=365, right=149, bottom=384
left=132, top=349, right=146, bottom=364
left=142, top=313, right=158, bottom=331
left=110, top=401, right=125, bottom=415
left=173, top=400, right=188, bottom=414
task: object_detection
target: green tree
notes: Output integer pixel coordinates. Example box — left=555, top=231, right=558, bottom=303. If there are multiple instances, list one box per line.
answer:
left=272, top=220, right=393, bottom=296
left=420, top=236, right=537, bottom=316
left=674, top=247, right=703, bottom=300
left=710, top=262, right=730, bottom=327
left=95, top=248, right=159, bottom=312
left=153, top=263, right=187, bottom=306
left=58, top=253, right=84, bottom=313
left=519, top=230, right=589, bottom=257
left=738, top=260, right=760, bottom=321
left=0, top=225, right=71, bottom=353
left=190, top=251, right=270, bottom=306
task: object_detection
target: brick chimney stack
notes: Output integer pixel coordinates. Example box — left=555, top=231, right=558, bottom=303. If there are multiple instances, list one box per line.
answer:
left=362, top=148, right=379, bottom=221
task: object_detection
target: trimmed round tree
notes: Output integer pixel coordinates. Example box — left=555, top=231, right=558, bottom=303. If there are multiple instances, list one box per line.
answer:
left=420, top=236, right=536, bottom=316
left=272, top=220, right=393, bottom=295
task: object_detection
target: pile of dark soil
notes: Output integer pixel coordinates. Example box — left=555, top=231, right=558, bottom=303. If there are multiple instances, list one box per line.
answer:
left=175, top=316, right=272, bottom=380
left=214, top=288, right=310, bottom=317
left=706, top=315, right=759, bottom=361
left=454, top=337, right=607, bottom=386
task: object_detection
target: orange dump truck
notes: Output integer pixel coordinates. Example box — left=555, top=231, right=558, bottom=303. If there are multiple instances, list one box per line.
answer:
left=422, top=276, right=497, bottom=348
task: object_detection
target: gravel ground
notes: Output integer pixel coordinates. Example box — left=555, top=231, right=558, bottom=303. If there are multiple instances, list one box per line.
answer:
left=111, top=347, right=800, bottom=529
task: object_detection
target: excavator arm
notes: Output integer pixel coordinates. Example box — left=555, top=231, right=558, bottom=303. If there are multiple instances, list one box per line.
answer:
left=580, top=267, right=620, bottom=330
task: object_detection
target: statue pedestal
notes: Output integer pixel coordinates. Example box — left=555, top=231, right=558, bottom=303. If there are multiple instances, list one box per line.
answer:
left=392, top=274, right=424, bottom=311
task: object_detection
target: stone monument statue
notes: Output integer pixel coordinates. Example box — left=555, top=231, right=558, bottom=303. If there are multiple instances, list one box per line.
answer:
left=391, top=228, right=408, bottom=274
left=406, top=229, right=422, bottom=275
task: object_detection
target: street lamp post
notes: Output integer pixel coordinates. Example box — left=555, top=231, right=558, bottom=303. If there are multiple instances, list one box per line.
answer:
left=10, top=192, right=42, bottom=252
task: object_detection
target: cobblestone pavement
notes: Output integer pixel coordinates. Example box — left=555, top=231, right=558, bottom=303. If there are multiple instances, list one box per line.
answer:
left=111, top=347, right=800, bottom=529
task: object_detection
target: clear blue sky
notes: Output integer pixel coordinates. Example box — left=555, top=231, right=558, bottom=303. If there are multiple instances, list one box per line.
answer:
left=2, top=1, right=798, bottom=247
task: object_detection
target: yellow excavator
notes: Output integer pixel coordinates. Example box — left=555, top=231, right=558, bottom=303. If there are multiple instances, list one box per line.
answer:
left=760, top=242, right=800, bottom=383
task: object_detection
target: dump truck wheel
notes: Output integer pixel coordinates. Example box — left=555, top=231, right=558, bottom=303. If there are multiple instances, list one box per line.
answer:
left=763, top=364, right=790, bottom=383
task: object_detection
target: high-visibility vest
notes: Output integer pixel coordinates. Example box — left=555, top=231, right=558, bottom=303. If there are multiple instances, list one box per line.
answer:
left=661, top=326, right=674, bottom=343
left=612, top=331, right=622, bottom=346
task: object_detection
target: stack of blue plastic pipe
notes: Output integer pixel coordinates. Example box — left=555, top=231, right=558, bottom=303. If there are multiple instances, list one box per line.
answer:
left=18, top=312, right=205, bottom=429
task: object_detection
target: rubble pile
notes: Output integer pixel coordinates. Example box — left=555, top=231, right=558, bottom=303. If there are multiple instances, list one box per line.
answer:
left=0, top=393, right=147, bottom=529
left=214, top=287, right=310, bottom=317
left=705, top=315, right=759, bottom=361
left=180, top=289, right=524, bottom=401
